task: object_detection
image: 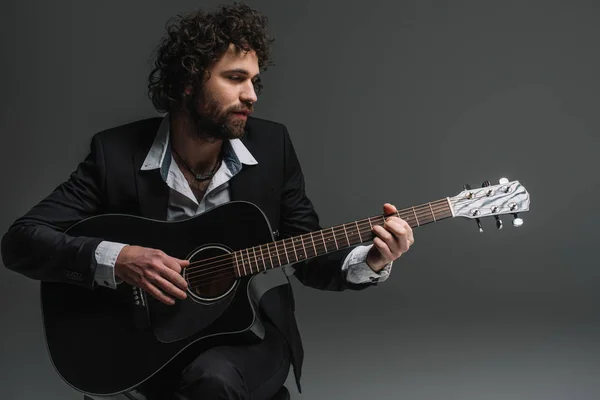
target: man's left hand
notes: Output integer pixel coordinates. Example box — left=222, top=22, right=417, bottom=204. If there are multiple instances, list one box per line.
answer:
left=366, top=203, right=414, bottom=272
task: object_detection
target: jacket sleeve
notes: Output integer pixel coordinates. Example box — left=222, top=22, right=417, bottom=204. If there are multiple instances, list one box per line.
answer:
left=1, top=134, right=107, bottom=289
left=278, top=126, right=375, bottom=291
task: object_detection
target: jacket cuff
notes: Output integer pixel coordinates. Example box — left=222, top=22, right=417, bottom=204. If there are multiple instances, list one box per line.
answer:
left=67, top=237, right=104, bottom=289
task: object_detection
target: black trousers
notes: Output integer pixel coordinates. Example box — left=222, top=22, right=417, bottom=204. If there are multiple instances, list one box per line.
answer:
left=169, top=321, right=291, bottom=400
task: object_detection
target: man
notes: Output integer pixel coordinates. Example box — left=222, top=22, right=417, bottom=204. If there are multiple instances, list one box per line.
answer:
left=1, top=3, right=414, bottom=400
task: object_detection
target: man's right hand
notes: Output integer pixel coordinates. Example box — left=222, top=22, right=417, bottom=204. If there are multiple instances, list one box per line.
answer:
left=114, top=245, right=190, bottom=305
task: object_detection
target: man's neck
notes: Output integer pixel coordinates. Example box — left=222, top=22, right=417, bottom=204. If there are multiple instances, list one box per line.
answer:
left=170, top=111, right=224, bottom=172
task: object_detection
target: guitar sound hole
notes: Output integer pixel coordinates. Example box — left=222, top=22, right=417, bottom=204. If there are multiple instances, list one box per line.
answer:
left=185, top=245, right=237, bottom=302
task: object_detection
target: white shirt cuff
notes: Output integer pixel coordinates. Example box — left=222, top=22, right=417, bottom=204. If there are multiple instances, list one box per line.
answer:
left=341, top=245, right=393, bottom=284
left=94, top=241, right=128, bottom=289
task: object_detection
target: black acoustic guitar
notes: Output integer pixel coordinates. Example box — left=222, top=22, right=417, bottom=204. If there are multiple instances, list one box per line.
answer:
left=40, top=178, right=530, bottom=397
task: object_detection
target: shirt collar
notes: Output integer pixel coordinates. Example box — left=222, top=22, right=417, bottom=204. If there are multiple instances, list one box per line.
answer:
left=141, top=115, right=257, bottom=179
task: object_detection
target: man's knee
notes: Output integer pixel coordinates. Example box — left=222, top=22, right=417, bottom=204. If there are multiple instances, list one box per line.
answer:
left=179, top=357, right=248, bottom=399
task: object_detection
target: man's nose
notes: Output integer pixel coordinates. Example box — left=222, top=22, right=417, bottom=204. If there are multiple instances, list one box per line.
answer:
left=240, top=81, right=258, bottom=104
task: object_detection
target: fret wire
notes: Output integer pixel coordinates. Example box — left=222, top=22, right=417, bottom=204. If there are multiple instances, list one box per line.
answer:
left=417, top=204, right=428, bottom=221
left=311, top=233, right=324, bottom=254
left=309, top=232, right=317, bottom=256
left=259, top=245, right=267, bottom=271
left=319, top=234, right=327, bottom=252
left=233, top=252, right=241, bottom=277
left=282, top=238, right=291, bottom=264
left=290, top=237, right=300, bottom=262
left=365, top=218, right=375, bottom=233
left=251, top=247, right=258, bottom=271
left=266, top=245, right=272, bottom=269
left=266, top=243, right=275, bottom=268
left=342, top=224, right=351, bottom=247
left=242, top=250, right=248, bottom=275
left=318, top=233, right=327, bottom=251
left=349, top=223, right=360, bottom=246
left=330, top=227, right=339, bottom=250
left=412, top=206, right=420, bottom=226
left=273, top=241, right=282, bottom=267
left=246, top=248, right=252, bottom=274
left=299, top=235, right=308, bottom=259
left=309, top=234, right=321, bottom=255
left=358, top=223, right=372, bottom=240
left=320, top=231, right=328, bottom=253
left=301, top=234, right=311, bottom=257
left=334, top=227, right=349, bottom=247
left=355, top=221, right=363, bottom=242
left=428, top=202, right=437, bottom=222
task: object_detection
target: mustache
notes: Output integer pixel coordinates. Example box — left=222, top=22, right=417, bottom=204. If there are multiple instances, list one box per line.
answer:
left=229, top=104, right=253, bottom=114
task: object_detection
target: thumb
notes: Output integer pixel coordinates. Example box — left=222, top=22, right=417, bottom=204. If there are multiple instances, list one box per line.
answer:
left=177, top=258, right=191, bottom=267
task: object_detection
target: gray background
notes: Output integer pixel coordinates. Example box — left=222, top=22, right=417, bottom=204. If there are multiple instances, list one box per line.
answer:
left=1, top=0, right=599, bottom=399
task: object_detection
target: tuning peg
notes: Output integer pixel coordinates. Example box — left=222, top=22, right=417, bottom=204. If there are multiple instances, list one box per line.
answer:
left=495, top=216, right=503, bottom=229
left=463, top=184, right=476, bottom=199
left=465, top=183, right=483, bottom=232
left=512, top=213, right=524, bottom=227
left=499, top=177, right=509, bottom=184
left=482, top=180, right=495, bottom=196
left=476, top=218, right=483, bottom=233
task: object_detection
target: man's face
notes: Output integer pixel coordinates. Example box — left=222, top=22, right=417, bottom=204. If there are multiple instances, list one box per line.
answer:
left=188, top=43, right=260, bottom=140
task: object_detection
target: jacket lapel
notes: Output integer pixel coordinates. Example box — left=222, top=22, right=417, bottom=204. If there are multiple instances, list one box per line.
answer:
left=229, top=134, right=260, bottom=205
left=132, top=136, right=170, bottom=221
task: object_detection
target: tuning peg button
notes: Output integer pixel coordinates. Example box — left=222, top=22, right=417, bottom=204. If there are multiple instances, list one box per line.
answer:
left=499, top=177, right=509, bottom=184
left=512, top=213, right=524, bottom=227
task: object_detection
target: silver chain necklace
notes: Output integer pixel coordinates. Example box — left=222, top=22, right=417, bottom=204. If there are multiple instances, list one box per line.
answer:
left=172, top=146, right=221, bottom=181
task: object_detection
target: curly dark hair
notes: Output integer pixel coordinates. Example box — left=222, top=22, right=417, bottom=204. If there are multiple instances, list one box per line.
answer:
left=147, top=2, right=275, bottom=113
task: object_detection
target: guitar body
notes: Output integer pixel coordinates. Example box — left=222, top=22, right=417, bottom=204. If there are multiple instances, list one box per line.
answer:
left=40, top=201, right=279, bottom=396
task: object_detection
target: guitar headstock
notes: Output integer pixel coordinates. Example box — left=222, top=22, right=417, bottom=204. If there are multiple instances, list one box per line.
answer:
left=449, top=178, right=530, bottom=232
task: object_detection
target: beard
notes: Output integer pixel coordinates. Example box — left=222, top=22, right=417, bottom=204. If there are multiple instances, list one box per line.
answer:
left=186, top=89, right=251, bottom=141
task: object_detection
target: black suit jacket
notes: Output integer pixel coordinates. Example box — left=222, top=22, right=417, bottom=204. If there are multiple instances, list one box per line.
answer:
left=1, top=116, right=375, bottom=392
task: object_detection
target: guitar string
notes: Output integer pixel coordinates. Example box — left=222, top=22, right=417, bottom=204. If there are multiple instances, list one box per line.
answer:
left=183, top=199, right=450, bottom=273
left=187, top=211, right=457, bottom=288
left=185, top=190, right=520, bottom=285
left=183, top=203, right=458, bottom=283
left=145, top=189, right=515, bottom=290
left=182, top=191, right=518, bottom=278
left=187, top=210, right=455, bottom=288
left=186, top=208, right=455, bottom=287
left=183, top=200, right=452, bottom=280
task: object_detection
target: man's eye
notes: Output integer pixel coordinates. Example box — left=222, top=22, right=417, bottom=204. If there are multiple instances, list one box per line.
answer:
left=229, top=76, right=242, bottom=81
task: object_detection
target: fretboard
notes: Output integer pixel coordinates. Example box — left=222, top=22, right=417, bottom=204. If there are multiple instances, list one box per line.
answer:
left=231, top=198, right=453, bottom=278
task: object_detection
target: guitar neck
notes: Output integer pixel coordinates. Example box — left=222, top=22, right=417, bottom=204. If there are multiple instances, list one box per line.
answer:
left=232, top=198, right=453, bottom=278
